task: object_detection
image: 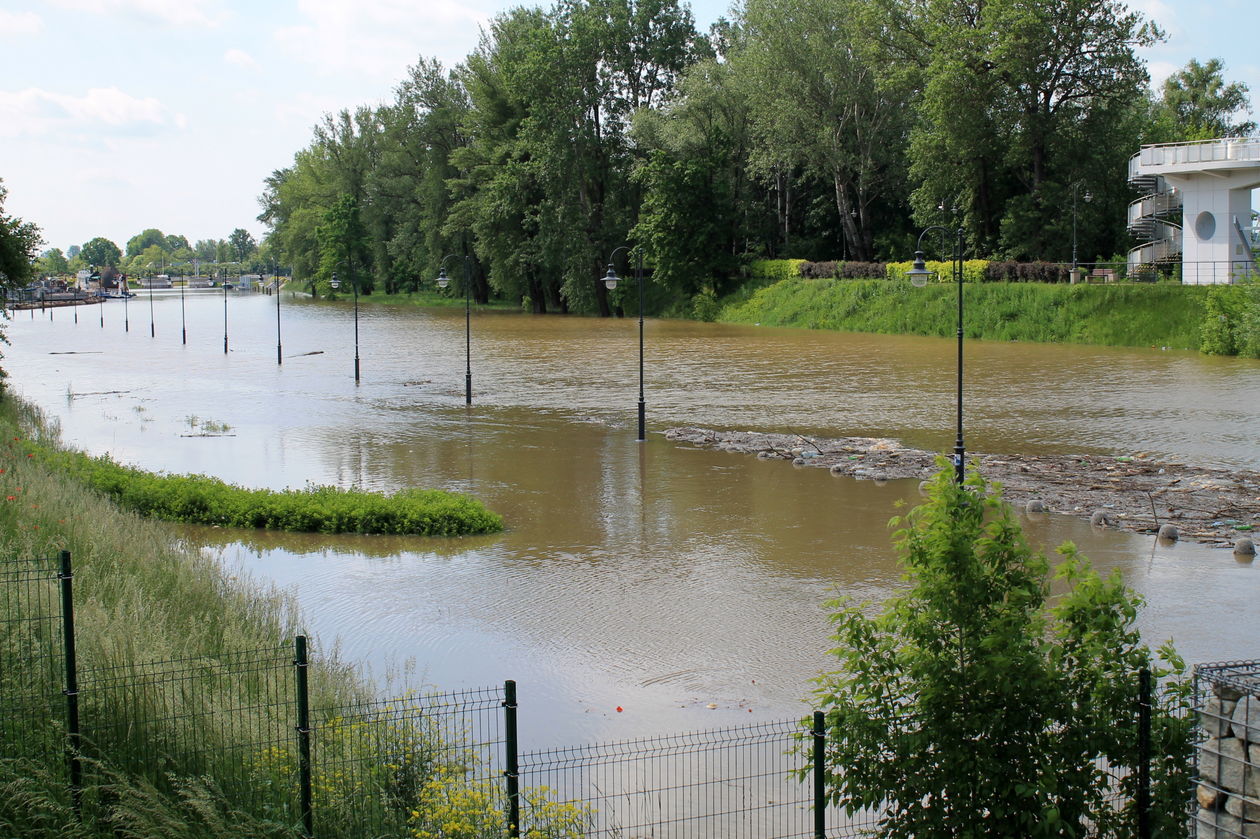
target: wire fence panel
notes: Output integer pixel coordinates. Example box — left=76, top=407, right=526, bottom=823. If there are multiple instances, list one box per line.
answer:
left=0, top=555, right=66, bottom=764
left=311, top=684, right=506, bottom=839
left=519, top=717, right=856, bottom=839
left=1192, top=660, right=1260, bottom=839
left=77, top=645, right=298, bottom=826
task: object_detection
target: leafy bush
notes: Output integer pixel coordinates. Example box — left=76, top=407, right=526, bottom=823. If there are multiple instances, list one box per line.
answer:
left=21, top=441, right=502, bottom=536
left=809, top=465, right=1192, bottom=838
left=885, top=259, right=988, bottom=284
left=798, top=261, right=838, bottom=279
left=1199, top=277, right=1260, bottom=357
left=838, top=261, right=886, bottom=279
left=984, top=260, right=1071, bottom=283
left=747, top=259, right=807, bottom=283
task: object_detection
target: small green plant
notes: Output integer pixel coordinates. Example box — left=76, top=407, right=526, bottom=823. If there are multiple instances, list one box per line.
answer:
left=809, top=463, right=1192, bottom=837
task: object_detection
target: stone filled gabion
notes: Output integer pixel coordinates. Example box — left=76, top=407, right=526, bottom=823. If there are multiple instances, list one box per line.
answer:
left=1194, top=662, right=1260, bottom=836
left=1026, top=499, right=1048, bottom=514
left=1158, top=523, right=1180, bottom=541
left=1235, top=538, right=1257, bottom=557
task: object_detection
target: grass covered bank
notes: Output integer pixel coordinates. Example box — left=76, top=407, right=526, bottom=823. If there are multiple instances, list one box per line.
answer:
left=718, top=278, right=1210, bottom=350
left=12, top=432, right=502, bottom=537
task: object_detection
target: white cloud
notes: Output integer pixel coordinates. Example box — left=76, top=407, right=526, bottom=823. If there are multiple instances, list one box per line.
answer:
left=0, top=10, right=43, bottom=35
left=275, top=0, right=492, bottom=82
left=224, top=48, right=258, bottom=70
left=1147, top=60, right=1178, bottom=90
left=44, top=0, right=226, bottom=27
left=0, top=87, right=185, bottom=140
left=1128, top=0, right=1180, bottom=37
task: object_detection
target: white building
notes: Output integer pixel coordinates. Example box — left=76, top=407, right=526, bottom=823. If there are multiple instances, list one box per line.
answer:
left=1127, top=138, right=1260, bottom=284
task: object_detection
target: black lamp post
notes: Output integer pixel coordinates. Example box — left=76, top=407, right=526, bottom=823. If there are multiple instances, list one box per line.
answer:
left=182, top=259, right=193, bottom=345
left=906, top=226, right=967, bottom=485
left=146, top=262, right=156, bottom=338
left=273, top=263, right=282, bottom=365
left=601, top=246, right=646, bottom=442
left=1071, top=184, right=1092, bottom=274
left=122, top=274, right=130, bottom=333
left=435, top=255, right=473, bottom=404
left=222, top=270, right=229, bottom=354
left=329, top=271, right=360, bottom=382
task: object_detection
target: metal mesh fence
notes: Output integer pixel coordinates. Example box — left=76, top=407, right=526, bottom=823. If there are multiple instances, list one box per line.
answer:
left=311, top=684, right=506, bottom=839
left=0, top=554, right=65, bottom=764
left=517, top=717, right=871, bottom=838
left=77, top=644, right=299, bottom=824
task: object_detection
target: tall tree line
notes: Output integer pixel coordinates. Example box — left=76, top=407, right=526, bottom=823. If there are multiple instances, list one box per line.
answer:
left=257, top=0, right=1255, bottom=315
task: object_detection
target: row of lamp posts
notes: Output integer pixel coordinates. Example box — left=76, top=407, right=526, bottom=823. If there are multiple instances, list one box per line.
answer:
left=99, top=238, right=968, bottom=461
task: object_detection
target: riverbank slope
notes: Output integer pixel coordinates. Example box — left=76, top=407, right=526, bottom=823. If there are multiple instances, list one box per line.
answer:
left=716, top=279, right=1208, bottom=350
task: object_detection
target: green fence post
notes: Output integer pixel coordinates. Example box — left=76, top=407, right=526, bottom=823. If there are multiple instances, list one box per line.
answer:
left=58, top=550, right=82, bottom=820
left=504, top=680, right=520, bottom=838
left=295, top=635, right=314, bottom=839
left=1138, top=667, right=1152, bottom=839
left=813, top=711, right=826, bottom=839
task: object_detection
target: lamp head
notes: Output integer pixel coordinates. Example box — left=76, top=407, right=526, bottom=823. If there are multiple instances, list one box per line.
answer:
left=436, top=267, right=450, bottom=289
left=907, top=250, right=933, bottom=288
left=603, top=264, right=619, bottom=291
left=329, top=272, right=340, bottom=290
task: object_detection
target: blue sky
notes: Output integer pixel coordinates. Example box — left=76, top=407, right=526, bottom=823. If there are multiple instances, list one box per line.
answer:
left=2, top=0, right=1256, bottom=255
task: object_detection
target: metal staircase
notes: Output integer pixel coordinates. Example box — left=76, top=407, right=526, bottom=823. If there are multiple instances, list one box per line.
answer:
left=1126, top=171, right=1181, bottom=272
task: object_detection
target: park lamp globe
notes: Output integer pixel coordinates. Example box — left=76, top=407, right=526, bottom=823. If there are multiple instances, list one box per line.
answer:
left=906, top=251, right=934, bottom=288
left=602, top=264, right=619, bottom=291
left=329, top=272, right=340, bottom=290
left=435, top=267, right=450, bottom=289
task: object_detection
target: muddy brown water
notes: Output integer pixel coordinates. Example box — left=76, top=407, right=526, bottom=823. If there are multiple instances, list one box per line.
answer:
left=6, top=291, right=1260, bottom=746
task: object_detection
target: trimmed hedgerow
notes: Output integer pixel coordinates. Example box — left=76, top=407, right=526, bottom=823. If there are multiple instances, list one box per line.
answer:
left=24, top=442, right=503, bottom=536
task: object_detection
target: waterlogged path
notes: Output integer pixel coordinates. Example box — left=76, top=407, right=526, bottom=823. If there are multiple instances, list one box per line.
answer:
left=6, top=290, right=1260, bottom=745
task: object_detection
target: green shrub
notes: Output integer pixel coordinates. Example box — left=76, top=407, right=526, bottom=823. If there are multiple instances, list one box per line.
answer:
left=747, top=259, right=807, bottom=283
left=809, top=464, right=1192, bottom=838
left=885, top=258, right=988, bottom=284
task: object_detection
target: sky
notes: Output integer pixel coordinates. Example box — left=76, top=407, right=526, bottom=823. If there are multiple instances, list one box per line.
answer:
left=2, top=0, right=1257, bottom=256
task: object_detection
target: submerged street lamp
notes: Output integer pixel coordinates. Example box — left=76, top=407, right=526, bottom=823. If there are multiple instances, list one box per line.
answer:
left=434, top=255, right=473, bottom=404
left=329, top=270, right=360, bottom=383
left=222, top=270, right=229, bottom=354
left=602, top=246, right=646, bottom=442
left=272, top=263, right=282, bottom=365
left=907, top=226, right=967, bottom=485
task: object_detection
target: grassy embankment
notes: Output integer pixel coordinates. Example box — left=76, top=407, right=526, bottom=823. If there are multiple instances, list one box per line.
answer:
left=0, top=395, right=360, bottom=836
left=718, top=277, right=1210, bottom=350
left=13, top=436, right=502, bottom=537
left=0, top=397, right=530, bottom=837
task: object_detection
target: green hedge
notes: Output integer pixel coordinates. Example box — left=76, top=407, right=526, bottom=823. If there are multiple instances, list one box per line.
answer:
left=25, top=443, right=503, bottom=536
left=885, top=259, right=990, bottom=284
left=748, top=259, right=808, bottom=283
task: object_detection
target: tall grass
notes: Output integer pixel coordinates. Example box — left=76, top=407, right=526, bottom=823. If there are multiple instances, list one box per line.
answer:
left=0, top=396, right=535, bottom=837
left=718, top=278, right=1209, bottom=351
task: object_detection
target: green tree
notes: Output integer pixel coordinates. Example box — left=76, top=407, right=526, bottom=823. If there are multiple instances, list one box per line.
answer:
left=37, top=247, right=69, bottom=277
left=228, top=228, right=257, bottom=263
left=0, top=181, right=43, bottom=288
left=317, top=194, right=371, bottom=293
left=79, top=236, right=122, bottom=269
left=812, top=466, right=1192, bottom=837
left=734, top=0, right=912, bottom=262
left=1158, top=58, right=1255, bottom=141
left=125, top=228, right=167, bottom=257
left=899, top=0, right=1159, bottom=258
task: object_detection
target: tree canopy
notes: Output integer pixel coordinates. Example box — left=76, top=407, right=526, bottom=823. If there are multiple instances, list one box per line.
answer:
left=251, top=0, right=1254, bottom=315
left=0, top=181, right=43, bottom=289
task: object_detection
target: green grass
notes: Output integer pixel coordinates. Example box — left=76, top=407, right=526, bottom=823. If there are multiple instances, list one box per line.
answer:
left=0, top=395, right=540, bottom=838
left=15, top=436, right=502, bottom=537
left=718, top=278, right=1209, bottom=350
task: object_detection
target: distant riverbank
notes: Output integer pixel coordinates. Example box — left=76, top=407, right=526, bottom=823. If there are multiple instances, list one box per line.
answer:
left=716, top=279, right=1210, bottom=351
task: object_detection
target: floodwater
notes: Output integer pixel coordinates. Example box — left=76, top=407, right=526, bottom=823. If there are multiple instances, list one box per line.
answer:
left=5, top=289, right=1260, bottom=747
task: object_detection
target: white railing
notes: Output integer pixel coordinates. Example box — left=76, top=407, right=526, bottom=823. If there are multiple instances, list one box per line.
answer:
left=1127, top=191, right=1181, bottom=226
left=1130, top=138, right=1260, bottom=178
